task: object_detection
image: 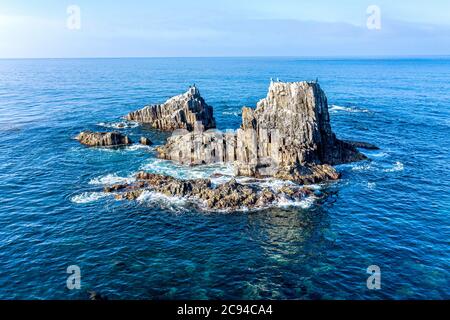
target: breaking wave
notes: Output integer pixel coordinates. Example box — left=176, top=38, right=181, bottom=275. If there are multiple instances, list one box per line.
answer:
left=71, top=192, right=110, bottom=204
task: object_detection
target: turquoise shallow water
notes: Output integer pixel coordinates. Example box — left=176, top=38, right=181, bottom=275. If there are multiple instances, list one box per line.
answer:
left=0, top=57, right=449, bottom=299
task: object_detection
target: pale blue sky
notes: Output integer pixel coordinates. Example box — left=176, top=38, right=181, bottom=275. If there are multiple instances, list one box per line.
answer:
left=0, top=0, right=449, bottom=58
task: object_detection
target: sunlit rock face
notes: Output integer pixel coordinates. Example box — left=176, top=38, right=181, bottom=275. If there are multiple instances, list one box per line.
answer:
left=126, top=85, right=216, bottom=132
left=156, top=129, right=237, bottom=166
left=234, top=81, right=366, bottom=176
left=157, top=81, right=367, bottom=183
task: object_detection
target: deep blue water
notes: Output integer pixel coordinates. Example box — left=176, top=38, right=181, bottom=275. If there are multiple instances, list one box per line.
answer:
left=0, top=57, right=449, bottom=300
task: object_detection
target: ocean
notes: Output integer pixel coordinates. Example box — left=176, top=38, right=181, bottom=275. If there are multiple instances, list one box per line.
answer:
left=0, top=57, right=448, bottom=299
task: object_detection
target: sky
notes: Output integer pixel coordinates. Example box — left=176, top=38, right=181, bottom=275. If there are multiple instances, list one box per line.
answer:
left=0, top=0, right=449, bottom=58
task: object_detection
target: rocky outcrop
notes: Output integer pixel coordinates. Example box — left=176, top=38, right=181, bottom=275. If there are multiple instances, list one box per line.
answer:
left=106, top=172, right=315, bottom=211
left=76, top=131, right=132, bottom=147
left=157, top=81, right=368, bottom=183
left=140, top=137, right=153, bottom=146
left=156, top=129, right=237, bottom=166
left=235, top=81, right=367, bottom=171
left=273, top=164, right=341, bottom=185
left=126, top=85, right=216, bottom=132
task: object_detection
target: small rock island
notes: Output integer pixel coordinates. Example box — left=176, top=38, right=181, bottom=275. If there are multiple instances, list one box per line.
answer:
left=157, top=81, right=367, bottom=184
left=76, top=81, right=374, bottom=211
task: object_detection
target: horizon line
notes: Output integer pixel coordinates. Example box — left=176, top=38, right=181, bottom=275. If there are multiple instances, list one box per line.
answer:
left=1, top=54, right=450, bottom=61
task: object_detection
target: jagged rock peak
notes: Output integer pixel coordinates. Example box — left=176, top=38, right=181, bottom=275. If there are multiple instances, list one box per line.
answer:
left=240, top=81, right=366, bottom=166
left=126, top=85, right=216, bottom=132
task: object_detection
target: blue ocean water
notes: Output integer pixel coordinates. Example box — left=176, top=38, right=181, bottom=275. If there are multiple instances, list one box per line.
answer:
left=0, top=57, right=449, bottom=300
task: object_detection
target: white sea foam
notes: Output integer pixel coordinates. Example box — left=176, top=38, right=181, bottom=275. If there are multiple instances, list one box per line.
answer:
left=81, top=157, right=320, bottom=212
left=275, top=194, right=316, bottom=209
left=89, top=173, right=135, bottom=186
left=383, top=161, right=404, bottom=173
left=351, top=163, right=373, bottom=172
left=138, top=158, right=321, bottom=211
left=137, top=190, right=188, bottom=212
left=141, top=158, right=234, bottom=181
left=97, top=121, right=139, bottom=129
left=132, top=182, right=317, bottom=212
left=126, top=144, right=154, bottom=152
left=198, top=193, right=316, bottom=213
left=238, top=177, right=297, bottom=191
left=367, top=182, right=377, bottom=189
left=71, top=192, right=109, bottom=204
left=222, top=111, right=241, bottom=117
left=88, top=144, right=153, bottom=154
left=369, top=152, right=389, bottom=158
left=330, top=105, right=370, bottom=113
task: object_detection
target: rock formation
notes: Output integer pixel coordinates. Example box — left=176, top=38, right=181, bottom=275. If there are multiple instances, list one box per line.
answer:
left=156, top=129, right=237, bottom=165
left=126, top=85, right=216, bottom=131
left=105, top=172, right=315, bottom=211
left=157, top=81, right=367, bottom=183
left=140, top=137, right=153, bottom=146
left=76, top=131, right=132, bottom=147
